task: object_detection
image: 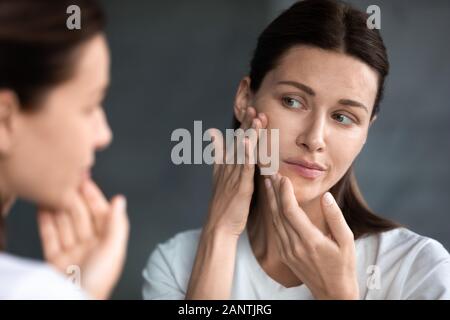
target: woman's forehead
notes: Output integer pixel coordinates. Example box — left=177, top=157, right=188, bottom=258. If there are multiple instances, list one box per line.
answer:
left=264, top=46, right=378, bottom=107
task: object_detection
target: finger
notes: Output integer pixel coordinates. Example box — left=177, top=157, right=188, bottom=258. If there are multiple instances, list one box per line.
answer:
left=226, top=131, right=240, bottom=166
left=69, top=193, right=95, bottom=241
left=253, top=116, right=271, bottom=172
left=243, top=118, right=259, bottom=170
left=270, top=173, right=283, bottom=210
left=255, top=114, right=270, bottom=170
left=273, top=176, right=303, bottom=246
left=240, top=107, right=256, bottom=130
left=257, top=112, right=268, bottom=129
left=230, top=107, right=257, bottom=167
left=207, top=128, right=225, bottom=171
left=37, top=210, right=62, bottom=260
left=206, top=128, right=226, bottom=187
left=104, top=195, right=129, bottom=250
left=252, top=117, right=262, bottom=146
left=225, top=123, right=242, bottom=166
left=241, top=137, right=255, bottom=180
left=244, top=118, right=261, bottom=165
left=321, top=192, right=354, bottom=246
left=264, top=177, right=279, bottom=219
left=230, top=120, right=255, bottom=169
left=54, top=210, right=77, bottom=250
left=81, top=179, right=110, bottom=234
left=270, top=175, right=302, bottom=251
left=265, top=176, right=291, bottom=249
left=279, top=176, right=322, bottom=241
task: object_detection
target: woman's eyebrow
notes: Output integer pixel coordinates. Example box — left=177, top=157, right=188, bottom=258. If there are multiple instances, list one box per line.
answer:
left=338, top=99, right=368, bottom=113
left=276, top=80, right=315, bottom=96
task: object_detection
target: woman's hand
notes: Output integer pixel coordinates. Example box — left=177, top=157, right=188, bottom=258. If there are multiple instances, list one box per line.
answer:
left=264, top=173, right=359, bottom=300
left=204, top=106, right=267, bottom=237
left=186, top=106, right=267, bottom=299
left=37, top=179, right=129, bottom=300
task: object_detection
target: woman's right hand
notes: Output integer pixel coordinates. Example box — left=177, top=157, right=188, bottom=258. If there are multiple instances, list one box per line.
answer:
left=204, top=106, right=268, bottom=237
left=37, top=179, right=129, bottom=300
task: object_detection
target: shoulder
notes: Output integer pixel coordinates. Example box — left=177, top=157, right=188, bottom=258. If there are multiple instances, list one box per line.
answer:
left=156, top=229, right=202, bottom=256
left=0, top=253, right=87, bottom=299
left=361, top=227, right=450, bottom=299
left=374, top=227, right=449, bottom=261
left=142, top=229, right=201, bottom=299
left=147, top=229, right=202, bottom=268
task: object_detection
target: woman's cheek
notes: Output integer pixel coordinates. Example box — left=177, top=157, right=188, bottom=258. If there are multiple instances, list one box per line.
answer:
left=327, top=133, right=364, bottom=181
left=336, top=124, right=367, bottom=142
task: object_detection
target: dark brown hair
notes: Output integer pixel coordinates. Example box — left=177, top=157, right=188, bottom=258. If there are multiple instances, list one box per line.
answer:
left=236, top=0, right=399, bottom=239
left=0, top=0, right=105, bottom=249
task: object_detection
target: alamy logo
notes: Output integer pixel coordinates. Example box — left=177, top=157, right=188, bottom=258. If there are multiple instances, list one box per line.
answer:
left=66, top=5, right=81, bottom=30
left=366, top=264, right=381, bottom=290
left=170, top=121, right=279, bottom=175
left=66, top=264, right=82, bottom=289
left=366, top=5, right=381, bottom=30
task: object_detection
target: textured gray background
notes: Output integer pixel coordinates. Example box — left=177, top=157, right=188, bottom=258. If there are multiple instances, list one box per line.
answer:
left=5, top=0, right=450, bottom=299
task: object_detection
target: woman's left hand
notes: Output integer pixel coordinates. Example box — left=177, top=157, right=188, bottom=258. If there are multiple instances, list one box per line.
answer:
left=264, top=173, right=359, bottom=300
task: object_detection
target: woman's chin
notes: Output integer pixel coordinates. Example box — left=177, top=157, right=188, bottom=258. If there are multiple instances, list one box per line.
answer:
left=292, top=189, right=314, bottom=205
left=284, top=175, right=325, bottom=205
left=59, top=188, right=79, bottom=209
left=35, top=188, right=77, bottom=212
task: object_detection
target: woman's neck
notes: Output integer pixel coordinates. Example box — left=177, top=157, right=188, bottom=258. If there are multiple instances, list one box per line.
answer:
left=0, top=178, right=15, bottom=218
left=247, top=175, right=329, bottom=288
left=0, top=177, right=15, bottom=251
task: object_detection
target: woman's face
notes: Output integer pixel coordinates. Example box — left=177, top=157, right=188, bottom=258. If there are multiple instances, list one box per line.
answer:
left=2, top=34, right=112, bottom=210
left=242, top=45, right=378, bottom=204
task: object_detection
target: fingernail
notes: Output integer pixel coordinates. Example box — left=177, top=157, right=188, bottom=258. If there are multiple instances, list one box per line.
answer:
left=323, top=192, right=334, bottom=206
left=116, top=196, right=127, bottom=212
left=264, top=178, right=271, bottom=189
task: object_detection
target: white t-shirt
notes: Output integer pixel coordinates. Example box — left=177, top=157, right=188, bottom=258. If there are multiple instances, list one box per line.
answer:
left=0, top=253, right=88, bottom=299
left=142, top=227, right=450, bottom=300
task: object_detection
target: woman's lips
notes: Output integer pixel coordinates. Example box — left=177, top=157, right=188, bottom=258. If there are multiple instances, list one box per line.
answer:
left=284, top=161, right=325, bottom=179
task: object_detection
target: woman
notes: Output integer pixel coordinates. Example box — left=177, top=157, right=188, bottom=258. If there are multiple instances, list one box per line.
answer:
left=0, top=0, right=128, bottom=299
left=143, top=0, right=450, bottom=299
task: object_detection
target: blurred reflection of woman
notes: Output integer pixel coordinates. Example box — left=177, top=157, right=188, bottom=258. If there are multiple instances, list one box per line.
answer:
left=0, top=0, right=129, bottom=299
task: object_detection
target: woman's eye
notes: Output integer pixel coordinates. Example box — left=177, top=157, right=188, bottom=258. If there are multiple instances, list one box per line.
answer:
left=282, top=97, right=303, bottom=109
left=333, top=113, right=354, bottom=125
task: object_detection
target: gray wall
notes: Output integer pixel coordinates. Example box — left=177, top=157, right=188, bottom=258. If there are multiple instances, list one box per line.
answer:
left=6, top=0, right=450, bottom=299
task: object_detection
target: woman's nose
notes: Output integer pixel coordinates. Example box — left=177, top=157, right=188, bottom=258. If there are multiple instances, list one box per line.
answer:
left=296, top=115, right=326, bottom=152
left=94, top=109, right=113, bottom=151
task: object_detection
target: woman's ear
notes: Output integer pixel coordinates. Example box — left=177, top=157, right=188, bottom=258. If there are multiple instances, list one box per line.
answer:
left=233, top=76, right=253, bottom=123
left=0, top=90, right=19, bottom=155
